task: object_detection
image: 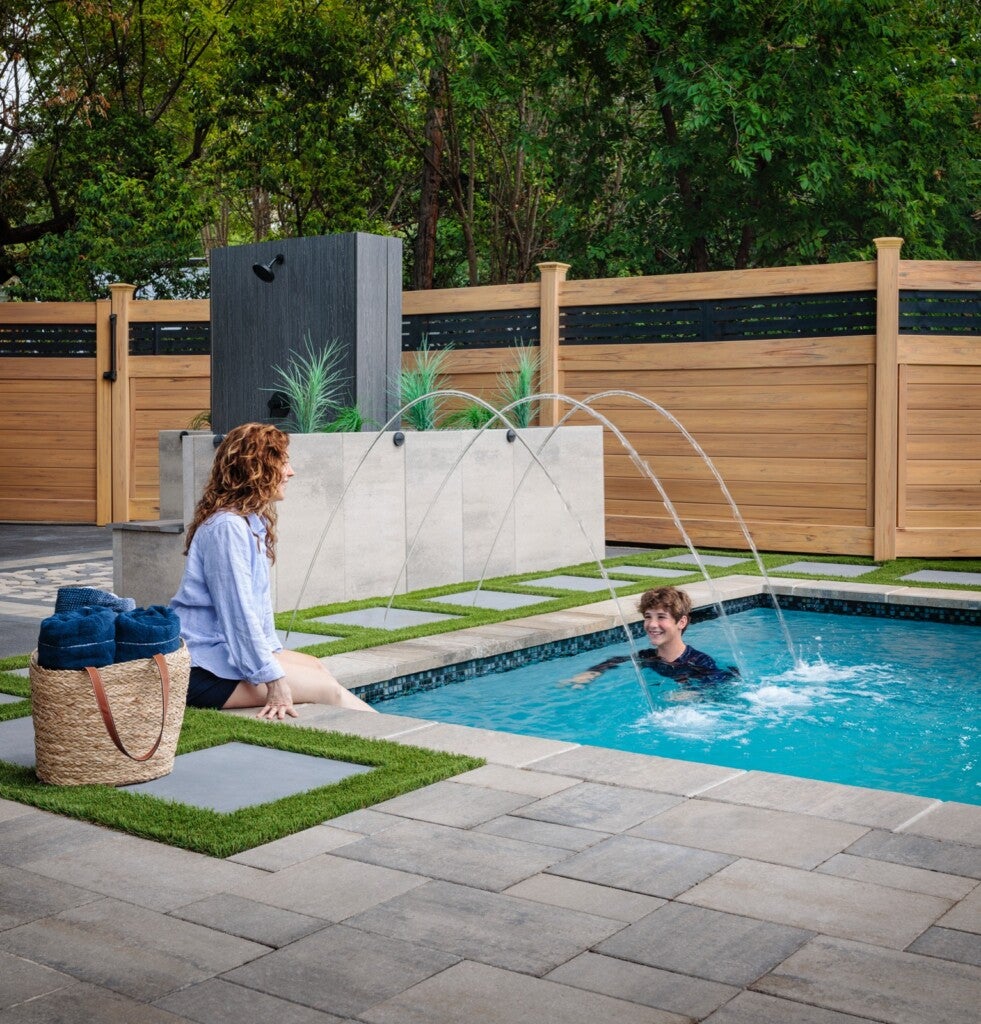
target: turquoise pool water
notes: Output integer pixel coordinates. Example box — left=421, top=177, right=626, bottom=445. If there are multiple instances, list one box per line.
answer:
left=380, top=608, right=980, bottom=804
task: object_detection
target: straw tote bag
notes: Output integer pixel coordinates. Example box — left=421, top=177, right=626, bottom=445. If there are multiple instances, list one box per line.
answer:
left=29, top=642, right=190, bottom=786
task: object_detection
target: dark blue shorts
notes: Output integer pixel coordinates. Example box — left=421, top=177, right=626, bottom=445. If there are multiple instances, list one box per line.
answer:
left=187, top=666, right=240, bottom=709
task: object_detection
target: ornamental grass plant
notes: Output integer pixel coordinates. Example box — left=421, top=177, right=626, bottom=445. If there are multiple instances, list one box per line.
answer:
left=268, top=333, right=348, bottom=433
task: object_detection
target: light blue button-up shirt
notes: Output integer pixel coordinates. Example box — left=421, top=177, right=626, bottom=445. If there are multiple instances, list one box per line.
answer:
left=170, top=511, right=283, bottom=684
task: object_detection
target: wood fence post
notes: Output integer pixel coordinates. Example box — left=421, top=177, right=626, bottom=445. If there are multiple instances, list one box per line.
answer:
left=536, top=261, right=570, bottom=426
left=94, top=298, right=112, bottom=524
left=108, top=283, right=135, bottom=522
left=873, top=237, right=903, bottom=561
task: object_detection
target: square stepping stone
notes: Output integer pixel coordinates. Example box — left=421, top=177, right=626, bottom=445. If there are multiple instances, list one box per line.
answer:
left=527, top=574, right=637, bottom=592
left=901, top=569, right=981, bottom=587
left=0, top=691, right=26, bottom=704
left=2, top=667, right=30, bottom=678
left=424, top=590, right=552, bottom=611
left=660, top=554, right=749, bottom=568
left=123, top=741, right=373, bottom=813
left=773, top=561, right=878, bottom=578
left=0, top=716, right=37, bottom=767
left=275, top=628, right=341, bottom=649
left=309, top=607, right=460, bottom=630
left=603, top=564, right=696, bottom=579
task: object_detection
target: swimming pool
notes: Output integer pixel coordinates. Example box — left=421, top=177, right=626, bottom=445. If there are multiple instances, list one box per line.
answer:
left=377, top=605, right=980, bottom=804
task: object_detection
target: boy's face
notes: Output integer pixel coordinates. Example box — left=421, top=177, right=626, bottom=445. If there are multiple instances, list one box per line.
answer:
left=643, top=606, right=688, bottom=649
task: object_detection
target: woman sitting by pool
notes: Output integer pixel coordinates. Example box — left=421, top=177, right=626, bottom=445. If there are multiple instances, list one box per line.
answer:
left=563, top=586, right=738, bottom=691
left=170, top=422, right=376, bottom=720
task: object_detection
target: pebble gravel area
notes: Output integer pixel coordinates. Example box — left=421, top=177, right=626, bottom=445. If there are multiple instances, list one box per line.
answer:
left=0, top=557, right=114, bottom=609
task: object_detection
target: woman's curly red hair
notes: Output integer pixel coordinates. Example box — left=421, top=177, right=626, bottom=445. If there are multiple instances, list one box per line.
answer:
left=184, top=423, right=290, bottom=560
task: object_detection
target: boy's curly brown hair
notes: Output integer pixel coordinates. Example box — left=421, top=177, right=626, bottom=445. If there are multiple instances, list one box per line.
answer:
left=637, top=586, right=691, bottom=628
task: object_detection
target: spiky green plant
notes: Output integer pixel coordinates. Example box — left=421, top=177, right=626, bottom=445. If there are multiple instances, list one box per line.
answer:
left=267, top=334, right=347, bottom=433
left=496, top=340, right=540, bottom=428
left=444, top=402, right=496, bottom=429
left=323, top=404, right=375, bottom=433
left=397, top=338, right=451, bottom=430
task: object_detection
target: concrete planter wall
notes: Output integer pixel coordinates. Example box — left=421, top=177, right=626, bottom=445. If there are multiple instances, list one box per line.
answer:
left=115, top=426, right=605, bottom=613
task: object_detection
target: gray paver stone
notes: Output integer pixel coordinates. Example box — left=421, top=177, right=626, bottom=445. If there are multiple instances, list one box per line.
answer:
left=25, top=831, right=267, bottom=913
left=371, top=779, right=533, bottom=827
left=629, top=798, right=869, bottom=869
left=706, top=771, right=935, bottom=830
left=3, top=981, right=195, bottom=1023
left=755, top=934, right=981, bottom=1024
left=815, top=852, right=977, bottom=901
left=227, top=824, right=362, bottom=870
left=702, top=990, right=878, bottom=1023
left=0, top=811, right=113, bottom=868
left=546, top=950, right=738, bottom=1019
left=678, top=857, right=953, bottom=949
left=360, top=959, right=688, bottom=1024
left=169, top=893, right=327, bottom=947
left=222, top=922, right=458, bottom=1019
left=334, top=818, right=569, bottom=891
left=535, top=745, right=742, bottom=795
left=907, top=926, right=981, bottom=967
left=0, top=897, right=268, bottom=1002
left=345, top=878, right=624, bottom=976
left=596, top=901, right=814, bottom=987
left=549, top=833, right=734, bottom=898
left=476, top=813, right=608, bottom=851
left=845, top=829, right=981, bottom=879
left=898, top=801, right=981, bottom=845
left=504, top=873, right=664, bottom=922
left=0, top=949, right=74, bottom=1011
left=453, top=763, right=580, bottom=797
left=0, top=864, right=101, bottom=929
left=154, top=978, right=346, bottom=1023
left=512, top=781, right=682, bottom=832
left=228, top=852, right=427, bottom=921
left=935, top=883, right=981, bottom=933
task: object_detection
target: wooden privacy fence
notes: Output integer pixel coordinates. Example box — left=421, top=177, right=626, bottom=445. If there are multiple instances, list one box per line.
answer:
left=1, top=238, right=978, bottom=559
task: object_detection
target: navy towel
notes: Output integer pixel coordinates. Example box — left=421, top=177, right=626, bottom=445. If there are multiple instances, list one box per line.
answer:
left=55, top=586, right=136, bottom=615
left=114, top=605, right=181, bottom=663
left=37, top=606, right=116, bottom=669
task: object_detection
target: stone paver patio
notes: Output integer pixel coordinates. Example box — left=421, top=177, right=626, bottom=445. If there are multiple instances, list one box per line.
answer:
left=1, top=567, right=979, bottom=1022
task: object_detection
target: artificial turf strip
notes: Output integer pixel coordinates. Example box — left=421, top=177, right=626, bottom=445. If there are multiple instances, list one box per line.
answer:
left=0, top=707, right=482, bottom=858
left=274, top=548, right=981, bottom=657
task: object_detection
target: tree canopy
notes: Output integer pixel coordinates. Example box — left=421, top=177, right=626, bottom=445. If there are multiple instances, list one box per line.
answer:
left=2, top=0, right=977, bottom=298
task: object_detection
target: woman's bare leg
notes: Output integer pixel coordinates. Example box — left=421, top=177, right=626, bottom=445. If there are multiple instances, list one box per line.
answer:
left=221, top=650, right=375, bottom=712
left=276, top=650, right=376, bottom=711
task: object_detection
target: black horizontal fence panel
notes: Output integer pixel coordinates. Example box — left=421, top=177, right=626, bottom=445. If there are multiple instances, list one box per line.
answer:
left=129, top=322, right=211, bottom=355
left=900, top=291, right=981, bottom=334
left=0, top=323, right=97, bottom=357
left=561, top=291, right=878, bottom=344
left=402, top=308, right=539, bottom=351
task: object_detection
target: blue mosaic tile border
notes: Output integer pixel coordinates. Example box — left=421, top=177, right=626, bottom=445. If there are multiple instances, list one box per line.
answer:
left=360, top=593, right=978, bottom=704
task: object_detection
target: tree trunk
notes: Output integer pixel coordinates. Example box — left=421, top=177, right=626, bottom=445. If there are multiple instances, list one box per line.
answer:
left=413, top=68, right=445, bottom=290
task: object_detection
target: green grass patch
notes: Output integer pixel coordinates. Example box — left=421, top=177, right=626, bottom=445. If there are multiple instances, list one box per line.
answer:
left=0, top=706, right=481, bottom=858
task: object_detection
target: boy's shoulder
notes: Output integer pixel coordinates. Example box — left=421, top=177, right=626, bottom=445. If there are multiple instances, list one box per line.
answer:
left=681, top=644, right=719, bottom=669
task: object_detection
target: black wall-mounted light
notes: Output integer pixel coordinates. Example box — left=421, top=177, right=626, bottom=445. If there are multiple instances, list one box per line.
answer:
left=252, top=253, right=284, bottom=282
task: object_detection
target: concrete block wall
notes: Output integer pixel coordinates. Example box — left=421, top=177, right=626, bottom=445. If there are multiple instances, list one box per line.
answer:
left=116, top=426, right=605, bottom=613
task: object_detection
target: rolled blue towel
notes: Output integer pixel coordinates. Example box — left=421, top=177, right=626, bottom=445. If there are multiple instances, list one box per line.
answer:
left=55, top=586, right=136, bottom=615
left=37, top=606, right=116, bottom=669
left=114, top=605, right=181, bottom=663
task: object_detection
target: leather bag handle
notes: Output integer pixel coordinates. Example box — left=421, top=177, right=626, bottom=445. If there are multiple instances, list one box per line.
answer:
left=85, top=653, right=170, bottom=762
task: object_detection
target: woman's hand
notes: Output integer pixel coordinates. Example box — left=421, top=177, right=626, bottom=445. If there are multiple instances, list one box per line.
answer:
left=257, top=677, right=297, bottom=720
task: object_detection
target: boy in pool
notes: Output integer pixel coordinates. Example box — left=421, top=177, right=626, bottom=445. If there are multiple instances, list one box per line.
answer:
left=563, top=585, right=737, bottom=691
